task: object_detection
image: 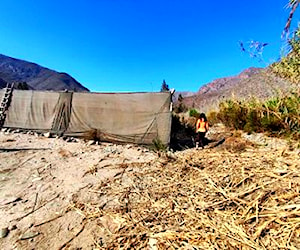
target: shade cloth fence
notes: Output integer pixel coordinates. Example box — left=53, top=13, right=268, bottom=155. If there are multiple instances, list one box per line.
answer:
left=0, top=89, right=172, bottom=145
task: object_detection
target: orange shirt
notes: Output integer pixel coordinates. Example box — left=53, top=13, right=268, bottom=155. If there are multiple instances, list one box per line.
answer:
left=196, top=119, right=209, bottom=133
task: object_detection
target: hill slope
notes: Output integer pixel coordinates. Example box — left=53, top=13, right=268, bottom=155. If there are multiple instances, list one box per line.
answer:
left=178, top=67, right=292, bottom=112
left=0, top=54, right=89, bottom=91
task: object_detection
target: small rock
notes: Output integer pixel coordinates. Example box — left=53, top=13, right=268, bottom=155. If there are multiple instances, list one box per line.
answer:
left=65, top=137, right=73, bottom=142
left=20, top=231, right=39, bottom=240
left=0, top=227, right=9, bottom=238
left=88, top=140, right=96, bottom=146
left=166, top=151, right=177, bottom=160
left=43, top=132, right=51, bottom=138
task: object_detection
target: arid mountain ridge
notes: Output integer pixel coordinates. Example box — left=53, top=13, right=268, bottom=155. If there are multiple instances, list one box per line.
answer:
left=0, top=54, right=291, bottom=110
left=0, top=54, right=89, bottom=91
left=176, top=67, right=292, bottom=112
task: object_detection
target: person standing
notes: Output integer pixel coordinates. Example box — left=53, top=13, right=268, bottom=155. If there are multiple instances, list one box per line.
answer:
left=195, top=113, right=209, bottom=149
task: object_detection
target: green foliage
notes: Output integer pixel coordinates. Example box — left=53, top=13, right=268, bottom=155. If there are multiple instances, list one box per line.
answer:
left=271, top=26, right=300, bottom=83
left=214, top=92, right=300, bottom=139
left=189, top=108, right=200, bottom=118
left=151, top=138, right=167, bottom=152
left=217, top=100, right=248, bottom=129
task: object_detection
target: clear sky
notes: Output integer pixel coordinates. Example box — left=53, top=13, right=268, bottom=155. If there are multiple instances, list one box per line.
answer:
left=0, top=0, right=299, bottom=92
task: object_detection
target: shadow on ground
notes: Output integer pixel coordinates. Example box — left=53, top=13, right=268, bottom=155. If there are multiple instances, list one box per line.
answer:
left=169, top=116, right=226, bottom=151
left=0, top=147, right=50, bottom=152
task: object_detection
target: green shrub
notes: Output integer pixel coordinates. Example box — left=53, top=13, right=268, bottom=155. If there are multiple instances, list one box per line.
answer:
left=213, top=91, right=300, bottom=139
left=189, top=108, right=200, bottom=118
left=271, top=28, right=300, bottom=84
left=151, top=138, right=167, bottom=152
left=217, top=100, right=248, bottom=129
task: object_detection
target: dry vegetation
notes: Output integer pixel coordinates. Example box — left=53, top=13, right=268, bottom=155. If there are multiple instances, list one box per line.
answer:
left=71, top=141, right=300, bottom=249
left=1, top=126, right=298, bottom=249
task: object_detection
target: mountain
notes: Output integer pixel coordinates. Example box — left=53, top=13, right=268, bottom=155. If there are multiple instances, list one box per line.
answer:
left=0, top=54, right=89, bottom=91
left=176, top=67, right=292, bottom=113
left=0, top=77, right=7, bottom=88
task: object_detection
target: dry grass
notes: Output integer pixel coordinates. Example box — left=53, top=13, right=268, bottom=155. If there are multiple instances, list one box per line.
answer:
left=83, top=129, right=102, bottom=142
left=58, top=148, right=73, bottom=158
left=71, top=143, right=300, bottom=249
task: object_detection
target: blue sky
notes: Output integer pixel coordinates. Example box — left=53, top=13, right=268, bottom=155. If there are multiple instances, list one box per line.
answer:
left=0, top=0, right=299, bottom=92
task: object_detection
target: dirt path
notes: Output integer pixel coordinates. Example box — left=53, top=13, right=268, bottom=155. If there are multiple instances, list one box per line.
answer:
left=0, top=128, right=299, bottom=249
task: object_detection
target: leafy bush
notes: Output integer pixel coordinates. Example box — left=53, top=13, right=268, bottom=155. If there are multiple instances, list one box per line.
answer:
left=217, top=100, right=248, bottom=130
left=271, top=27, right=300, bottom=84
left=214, top=92, right=300, bottom=139
left=189, top=108, right=200, bottom=118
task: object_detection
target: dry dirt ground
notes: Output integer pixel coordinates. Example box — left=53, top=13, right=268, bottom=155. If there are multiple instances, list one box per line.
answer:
left=0, top=131, right=155, bottom=249
left=0, top=127, right=299, bottom=249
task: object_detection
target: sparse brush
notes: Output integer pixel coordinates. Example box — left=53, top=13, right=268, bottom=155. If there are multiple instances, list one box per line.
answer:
left=271, top=27, right=300, bottom=84
left=206, top=110, right=219, bottom=125
left=214, top=91, right=300, bottom=139
left=151, top=138, right=167, bottom=152
left=173, top=102, right=188, bottom=113
left=83, top=129, right=101, bottom=142
left=72, top=146, right=300, bottom=249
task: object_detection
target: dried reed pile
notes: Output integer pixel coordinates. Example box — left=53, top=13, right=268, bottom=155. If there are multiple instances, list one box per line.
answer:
left=73, top=146, right=300, bottom=249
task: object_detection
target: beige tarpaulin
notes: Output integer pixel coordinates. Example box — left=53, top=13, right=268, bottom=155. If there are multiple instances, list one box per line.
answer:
left=4, top=90, right=60, bottom=131
left=0, top=89, right=4, bottom=101
left=2, top=90, right=172, bottom=145
left=65, top=92, right=171, bottom=144
left=51, top=92, right=73, bottom=134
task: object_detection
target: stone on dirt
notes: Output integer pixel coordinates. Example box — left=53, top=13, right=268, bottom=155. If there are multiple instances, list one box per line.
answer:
left=20, top=231, right=40, bottom=240
left=0, top=227, right=9, bottom=238
left=43, top=132, right=51, bottom=138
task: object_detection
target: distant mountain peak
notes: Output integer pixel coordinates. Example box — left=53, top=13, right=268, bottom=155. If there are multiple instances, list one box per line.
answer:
left=237, top=67, right=262, bottom=78
left=0, top=54, right=89, bottom=91
left=176, top=67, right=291, bottom=113
left=197, top=67, right=263, bottom=95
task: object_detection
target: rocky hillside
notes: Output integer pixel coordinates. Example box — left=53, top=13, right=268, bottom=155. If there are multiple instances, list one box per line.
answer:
left=0, top=77, right=6, bottom=89
left=176, top=67, right=292, bottom=112
left=0, top=54, right=89, bottom=91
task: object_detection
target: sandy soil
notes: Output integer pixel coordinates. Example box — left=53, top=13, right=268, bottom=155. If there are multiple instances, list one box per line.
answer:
left=0, top=131, right=156, bottom=249
left=0, top=127, right=298, bottom=249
